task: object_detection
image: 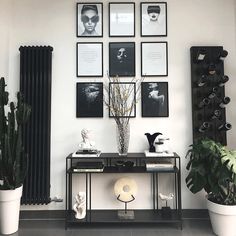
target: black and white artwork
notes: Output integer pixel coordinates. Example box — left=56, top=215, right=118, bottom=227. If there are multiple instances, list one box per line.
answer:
left=141, top=82, right=169, bottom=117
left=109, top=3, right=135, bottom=37
left=76, top=83, right=103, bottom=117
left=141, top=42, right=168, bottom=76
left=109, top=42, right=135, bottom=77
left=76, top=43, right=103, bottom=77
left=141, top=2, right=167, bottom=37
left=77, top=3, right=103, bottom=37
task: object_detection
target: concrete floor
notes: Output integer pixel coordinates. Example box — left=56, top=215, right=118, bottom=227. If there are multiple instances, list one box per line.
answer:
left=11, top=219, right=215, bottom=236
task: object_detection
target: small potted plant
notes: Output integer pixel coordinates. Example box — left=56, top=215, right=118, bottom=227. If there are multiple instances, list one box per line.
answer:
left=186, top=138, right=236, bottom=236
left=0, top=77, right=31, bottom=235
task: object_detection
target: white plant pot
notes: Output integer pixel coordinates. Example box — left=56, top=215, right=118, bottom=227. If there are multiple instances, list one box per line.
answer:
left=0, top=186, right=23, bottom=235
left=206, top=196, right=236, bottom=236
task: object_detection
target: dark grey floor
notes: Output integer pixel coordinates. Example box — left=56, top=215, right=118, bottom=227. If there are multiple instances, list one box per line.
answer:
left=11, top=219, right=215, bottom=236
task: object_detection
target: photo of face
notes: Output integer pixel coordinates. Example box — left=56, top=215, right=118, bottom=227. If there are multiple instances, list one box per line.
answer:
left=148, top=83, right=164, bottom=106
left=83, top=84, right=100, bottom=103
left=147, top=5, right=160, bottom=22
left=117, top=48, right=127, bottom=63
left=77, top=3, right=103, bottom=37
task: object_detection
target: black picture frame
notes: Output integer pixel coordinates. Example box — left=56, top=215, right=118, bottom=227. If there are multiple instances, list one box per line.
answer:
left=76, top=83, right=103, bottom=117
left=76, top=42, right=103, bottom=77
left=109, top=42, right=135, bottom=77
left=141, top=82, right=169, bottom=117
left=109, top=2, right=135, bottom=37
left=140, top=2, right=167, bottom=37
left=141, top=42, right=168, bottom=77
left=109, top=82, right=136, bottom=118
left=76, top=2, right=103, bottom=37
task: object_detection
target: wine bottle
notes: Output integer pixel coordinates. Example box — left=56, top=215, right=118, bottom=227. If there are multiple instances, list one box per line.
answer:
left=198, top=98, right=210, bottom=109
left=195, top=49, right=207, bottom=62
left=219, top=97, right=230, bottom=108
left=197, top=75, right=208, bottom=87
left=208, top=63, right=216, bottom=75
left=218, top=50, right=228, bottom=61
left=210, top=110, right=221, bottom=120
left=218, top=75, right=229, bottom=87
left=199, top=122, right=210, bottom=133
left=218, top=122, right=232, bottom=131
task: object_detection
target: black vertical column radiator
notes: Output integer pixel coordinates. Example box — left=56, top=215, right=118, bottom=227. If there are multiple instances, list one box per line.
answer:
left=19, top=46, right=53, bottom=204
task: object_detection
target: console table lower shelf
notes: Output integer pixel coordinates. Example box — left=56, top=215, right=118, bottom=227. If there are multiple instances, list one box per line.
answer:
left=66, top=209, right=182, bottom=226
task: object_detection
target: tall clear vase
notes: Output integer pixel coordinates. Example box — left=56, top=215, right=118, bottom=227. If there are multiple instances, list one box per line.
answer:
left=116, top=122, right=130, bottom=156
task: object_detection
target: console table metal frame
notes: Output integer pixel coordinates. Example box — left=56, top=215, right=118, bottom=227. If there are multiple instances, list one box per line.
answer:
left=65, top=153, right=182, bottom=229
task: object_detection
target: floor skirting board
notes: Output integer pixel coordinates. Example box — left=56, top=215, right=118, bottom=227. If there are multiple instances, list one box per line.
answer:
left=20, top=209, right=209, bottom=220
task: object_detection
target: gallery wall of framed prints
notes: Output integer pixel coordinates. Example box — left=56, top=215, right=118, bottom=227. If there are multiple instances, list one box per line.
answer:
left=75, top=1, right=169, bottom=118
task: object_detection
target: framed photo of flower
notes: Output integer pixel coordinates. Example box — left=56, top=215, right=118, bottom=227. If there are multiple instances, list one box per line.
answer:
left=141, top=42, right=168, bottom=76
left=76, top=83, right=103, bottom=117
left=109, top=42, right=135, bottom=77
left=109, top=82, right=136, bottom=118
left=141, top=82, right=169, bottom=117
left=140, top=2, right=167, bottom=37
left=76, top=3, right=103, bottom=37
left=109, top=2, right=135, bottom=37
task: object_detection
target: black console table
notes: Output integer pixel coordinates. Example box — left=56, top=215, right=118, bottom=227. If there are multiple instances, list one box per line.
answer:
left=65, top=153, right=182, bottom=229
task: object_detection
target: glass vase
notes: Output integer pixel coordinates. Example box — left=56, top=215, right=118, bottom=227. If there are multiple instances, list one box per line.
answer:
left=116, top=122, right=130, bottom=156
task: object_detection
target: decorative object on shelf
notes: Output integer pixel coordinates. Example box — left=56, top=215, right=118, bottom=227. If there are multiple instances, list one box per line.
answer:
left=109, top=2, right=135, bottom=37
left=78, top=128, right=96, bottom=151
left=145, top=132, right=162, bottom=152
left=76, top=3, right=103, bottom=37
left=140, top=2, right=167, bottom=37
left=159, top=193, right=174, bottom=218
left=141, top=82, right=169, bottom=117
left=115, top=160, right=134, bottom=171
left=104, top=76, right=143, bottom=156
left=109, top=42, right=135, bottom=77
left=0, top=77, right=31, bottom=235
left=73, top=192, right=86, bottom=219
left=76, top=83, right=103, bottom=117
left=158, top=136, right=171, bottom=153
left=141, top=42, right=168, bottom=76
left=186, top=138, right=236, bottom=236
left=114, top=177, right=138, bottom=219
left=76, top=43, right=103, bottom=77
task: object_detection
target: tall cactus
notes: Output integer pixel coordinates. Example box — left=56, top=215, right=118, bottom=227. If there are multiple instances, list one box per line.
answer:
left=0, top=77, right=31, bottom=190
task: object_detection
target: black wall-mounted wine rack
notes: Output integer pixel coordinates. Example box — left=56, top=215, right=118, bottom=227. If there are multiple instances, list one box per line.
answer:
left=190, top=46, right=231, bottom=145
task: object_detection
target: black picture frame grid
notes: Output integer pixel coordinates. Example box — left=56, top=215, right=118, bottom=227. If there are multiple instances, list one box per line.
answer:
left=109, top=82, right=136, bottom=118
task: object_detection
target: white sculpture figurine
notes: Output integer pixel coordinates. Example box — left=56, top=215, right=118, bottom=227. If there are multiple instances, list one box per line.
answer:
left=78, top=128, right=96, bottom=150
left=73, top=192, right=86, bottom=219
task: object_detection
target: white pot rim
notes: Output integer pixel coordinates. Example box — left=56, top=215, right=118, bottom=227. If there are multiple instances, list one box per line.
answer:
left=206, top=195, right=236, bottom=215
left=0, top=185, right=23, bottom=202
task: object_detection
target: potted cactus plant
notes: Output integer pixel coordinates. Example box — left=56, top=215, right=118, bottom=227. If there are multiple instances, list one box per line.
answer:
left=0, top=77, right=31, bottom=235
left=186, top=138, right=236, bottom=236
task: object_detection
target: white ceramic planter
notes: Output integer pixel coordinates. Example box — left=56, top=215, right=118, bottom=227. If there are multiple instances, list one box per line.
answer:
left=206, top=197, right=236, bottom=236
left=0, top=186, right=23, bottom=235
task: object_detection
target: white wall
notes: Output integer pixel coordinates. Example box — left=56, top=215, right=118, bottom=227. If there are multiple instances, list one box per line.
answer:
left=1, top=0, right=236, bottom=210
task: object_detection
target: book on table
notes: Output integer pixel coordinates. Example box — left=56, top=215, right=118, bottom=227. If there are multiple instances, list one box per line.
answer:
left=72, top=149, right=101, bottom=157
left=146, top=160, right=174, bottom=171
left=144, top=150, right=174, bottom=157
left=72, top=161, right=104, bottom=172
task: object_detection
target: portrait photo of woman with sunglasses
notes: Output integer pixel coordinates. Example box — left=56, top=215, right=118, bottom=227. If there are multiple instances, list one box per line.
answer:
left=77, top=3, right=103, bottom=37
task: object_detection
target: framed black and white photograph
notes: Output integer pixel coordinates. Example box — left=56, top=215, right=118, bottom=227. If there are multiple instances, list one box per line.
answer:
left=141, top=82, right=169, bottom=117
left=76, top=43, right=103, bottom=77
left=109, top=42, right=135, bottom=77
left=141, top=42, right=168, bottom=76
left=76, top=3, right=103, bottom=37
left=109, top=82, right=136, bottom=118
left=76, top=83, right=103, bottom=117
left=109, top=3, right=135, bottom=37
left=141, top=2, right=167, bottom=37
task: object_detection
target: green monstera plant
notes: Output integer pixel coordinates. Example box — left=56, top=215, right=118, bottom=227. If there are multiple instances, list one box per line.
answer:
left=0, top=77, right=31, bottom=190
left=186, top=138, right=236, bottom=205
